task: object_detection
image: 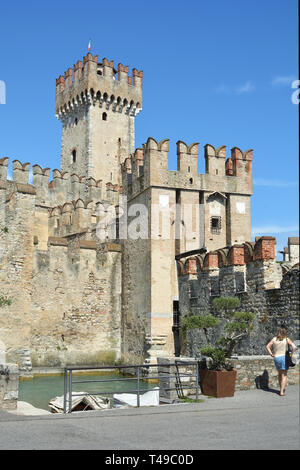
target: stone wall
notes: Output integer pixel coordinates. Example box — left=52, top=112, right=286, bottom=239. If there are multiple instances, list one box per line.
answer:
left=0, top=363, right=19, bottom=410
left=121, top=138, right=253, bottom=252
left=0, top=174, right=122, bottom=368
left=231, top=356, right=299, bottom=390
left=0, top=238, right=122, bottom=368
left=158, top=357, right=299, bottom=399
left=177, top=238, right=299, bottom=357
left=120, top=137, right=256, bottom=363
left=157, top=357, right=199, bottom=400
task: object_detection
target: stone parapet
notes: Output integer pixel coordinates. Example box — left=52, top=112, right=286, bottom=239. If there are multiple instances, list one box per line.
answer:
left=0, top=363, right=19, bottom=410
left=158, top=356, right=299, bottom=398
left=55, top=53, right=142, bottom=118
left=177, top=240, right=299, bottom=356
left=122, top=138, right=253, bottom=200
left=157, top=357, right=200, bottom=401
left=231, top=356, right=299, bottom=390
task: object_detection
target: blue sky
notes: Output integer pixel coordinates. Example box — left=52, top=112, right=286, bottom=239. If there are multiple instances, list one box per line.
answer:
left=0, top=0, right=298, bottom=255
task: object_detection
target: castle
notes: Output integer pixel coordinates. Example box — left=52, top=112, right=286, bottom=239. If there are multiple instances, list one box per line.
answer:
left=0, top=51, right=298, bottom=373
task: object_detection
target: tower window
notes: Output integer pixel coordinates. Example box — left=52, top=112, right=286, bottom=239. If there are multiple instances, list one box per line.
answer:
left=211, top=216, right=221, bottom=234
left=72, top=150, right=76, bottom=163
left=188, top=166, right=190, bottom=173
left=74, top=118, right=78, bottom=126
left=189, top=178, right=193, bottom=184
left=102, top=112, right=107, bottom=121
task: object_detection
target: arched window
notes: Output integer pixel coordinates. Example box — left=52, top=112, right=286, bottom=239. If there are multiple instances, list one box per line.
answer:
left=72, top=150, right=76, bottom=163
left=102, top=112, right=107, bottom=121
left=189, top=177, right=193, bottom=184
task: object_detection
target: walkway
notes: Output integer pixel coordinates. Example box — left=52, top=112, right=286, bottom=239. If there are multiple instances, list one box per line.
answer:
left=0, top=385, right=299, bottom=450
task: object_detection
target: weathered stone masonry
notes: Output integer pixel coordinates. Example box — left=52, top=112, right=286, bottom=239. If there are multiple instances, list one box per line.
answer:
left=0, top=163, right=122, bottom=367
left=0, top=50, right=299, bottom=375
left=120, top=138, right=254, bottom=362
left=177, top=237, right=299, bottom=357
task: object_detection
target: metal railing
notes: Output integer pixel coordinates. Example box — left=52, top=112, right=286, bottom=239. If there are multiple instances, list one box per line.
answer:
left=63, top=361, right=199, bottom=413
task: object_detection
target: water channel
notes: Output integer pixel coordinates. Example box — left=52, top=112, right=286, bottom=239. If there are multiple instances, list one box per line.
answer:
left=19, top=373, right=155, bottom=411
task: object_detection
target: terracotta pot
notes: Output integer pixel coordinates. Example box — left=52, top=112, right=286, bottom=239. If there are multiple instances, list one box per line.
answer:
left=199, top=369, right=237, bottom=398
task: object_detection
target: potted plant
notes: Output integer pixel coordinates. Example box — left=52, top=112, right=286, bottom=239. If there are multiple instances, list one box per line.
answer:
left=182, top=297, right=255, bottom=398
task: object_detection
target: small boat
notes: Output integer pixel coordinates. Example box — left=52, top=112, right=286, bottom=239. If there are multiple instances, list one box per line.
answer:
left=49, top=392, right=112, bottom=413
left=113, top=387, right=159, bottom=407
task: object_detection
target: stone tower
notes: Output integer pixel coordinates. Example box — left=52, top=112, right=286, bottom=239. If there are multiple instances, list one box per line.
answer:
left=121, top=138, right=254, bottom=361
left=55, top=53, right=143, bottom=185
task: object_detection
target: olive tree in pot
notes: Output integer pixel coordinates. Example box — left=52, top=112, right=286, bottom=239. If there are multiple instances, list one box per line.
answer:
left=182, top=297, right=255, bottom=398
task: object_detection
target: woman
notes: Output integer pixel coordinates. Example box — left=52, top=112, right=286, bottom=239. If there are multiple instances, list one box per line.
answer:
left=266, top=327, right=297, bottom=396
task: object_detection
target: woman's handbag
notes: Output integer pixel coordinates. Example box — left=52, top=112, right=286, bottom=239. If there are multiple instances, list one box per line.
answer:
left=286, top=339, right=296, bottom=368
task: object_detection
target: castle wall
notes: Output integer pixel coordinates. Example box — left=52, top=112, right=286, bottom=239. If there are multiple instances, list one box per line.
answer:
left=122, top=138, right=253, bottom=254
left=0, top=182, right=36, bottom=356
left=121, top=185, right=177, bottom=363
left=204, top=191, right=227, bottom=251
left=34, top=208, right=50, bottom=251
left=0, top=237, right=122, bottom=367
left=29, top=241, right=122, bottom=366
left=177, top=238, right=299, bottom=357
left=226, top=193, right=251, bottom=246
left=121, top=189, right=152, bottom=363
left=119, top=137, right=256, bottom=362
left=288, top=237, right=299, bottom=264
left=0, top=166, right=122, bottom=368
left=150, top=188, right=177, bottom=360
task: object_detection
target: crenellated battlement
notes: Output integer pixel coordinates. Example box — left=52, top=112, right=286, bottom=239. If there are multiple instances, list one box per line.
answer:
left=0, top=157, right=9, bottom=180
left=12, top=160, right=31, bottom=184
left=0, top=157, right=120, bottom=206
left=176, top=236, right=299, bottom=302
left=176, top=237, right=277, bottom=277
left=48, top=199, right=95, bottom=237
left=55, top=53, right=142, bottom=118
left=177, top=238, right=299, bottom=357
left=121, top=137, right=253, bottom=198
left=0, top=156, right=121, bottom=255
left=228, top=147, right=253, bottom=179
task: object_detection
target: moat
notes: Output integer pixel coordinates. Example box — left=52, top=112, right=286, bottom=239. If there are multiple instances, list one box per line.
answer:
left=19, top=373, right=155, bottom=411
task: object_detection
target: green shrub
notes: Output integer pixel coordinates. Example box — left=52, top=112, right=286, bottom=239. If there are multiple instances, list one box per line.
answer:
left=183, top=297, right=255, bottom=370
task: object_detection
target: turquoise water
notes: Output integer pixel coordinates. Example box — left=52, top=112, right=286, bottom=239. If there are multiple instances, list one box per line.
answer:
left=19, top=374, right=155, bottom=411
